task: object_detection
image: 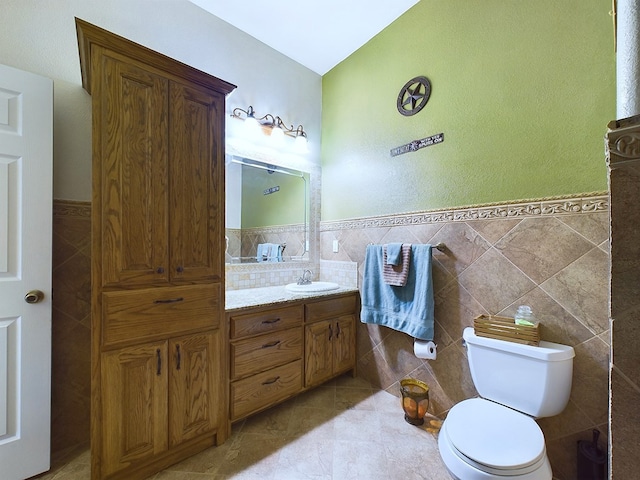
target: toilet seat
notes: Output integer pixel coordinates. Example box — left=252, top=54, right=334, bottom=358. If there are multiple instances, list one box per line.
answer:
left=444, top=398, right=546, bottom=475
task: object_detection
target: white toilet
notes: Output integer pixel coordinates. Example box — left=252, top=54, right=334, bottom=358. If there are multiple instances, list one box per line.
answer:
left=438, top=327, right=575, bottom=480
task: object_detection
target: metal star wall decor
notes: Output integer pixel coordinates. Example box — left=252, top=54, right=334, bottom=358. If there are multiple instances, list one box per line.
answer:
left=397, top=76, right=431, bottom=116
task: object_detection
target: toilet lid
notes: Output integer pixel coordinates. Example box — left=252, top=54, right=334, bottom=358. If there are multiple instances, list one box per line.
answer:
left=445, top=398, right=545, bottom=471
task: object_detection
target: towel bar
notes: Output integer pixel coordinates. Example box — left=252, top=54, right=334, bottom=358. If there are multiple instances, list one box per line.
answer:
left=367, top=242, right=446, bottom=252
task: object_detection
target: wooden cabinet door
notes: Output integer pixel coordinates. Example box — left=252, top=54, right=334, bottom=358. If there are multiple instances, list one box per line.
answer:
left=169, top=331, right=221, bottom=447
left=168, top=82, right=224, bottom=283
left=333, top=316, right=356, bottom=374
left=101, top=341, right=168, bottom=477
left=97, top=50, right=169, bottom=287
left=304, top=320, right=334, bottom=387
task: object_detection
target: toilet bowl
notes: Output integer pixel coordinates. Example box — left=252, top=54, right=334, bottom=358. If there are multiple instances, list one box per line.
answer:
left=438, top=399, right=552, bottom=479
left=437, top=328, right=574, bottom=480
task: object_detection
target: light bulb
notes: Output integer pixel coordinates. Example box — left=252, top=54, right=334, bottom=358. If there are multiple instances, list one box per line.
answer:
left=243, top=115, right=260, bottom=138
left=294, top=134, right=308, bottom=153
left=271, top=124, right=284, bottom=143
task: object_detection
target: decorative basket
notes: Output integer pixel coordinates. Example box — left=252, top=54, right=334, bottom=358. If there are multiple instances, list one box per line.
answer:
left=473, top=315, right=540, bottom=346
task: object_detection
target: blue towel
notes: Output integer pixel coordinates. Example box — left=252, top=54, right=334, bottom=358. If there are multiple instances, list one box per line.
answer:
left=256, top=243, right=282, bottom=263
left=361, top=244, right=435, bottom=340
left=385, top=243, right=403, bottom=265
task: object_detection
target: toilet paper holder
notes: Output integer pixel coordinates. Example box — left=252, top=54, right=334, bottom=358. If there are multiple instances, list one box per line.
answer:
left=414, top=339, right=437, bottom=360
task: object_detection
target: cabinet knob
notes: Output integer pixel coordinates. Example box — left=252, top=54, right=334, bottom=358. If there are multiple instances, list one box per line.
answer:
left=156, top=267, right=165, bottom=274
left=176, top=266, right=184, bottom=273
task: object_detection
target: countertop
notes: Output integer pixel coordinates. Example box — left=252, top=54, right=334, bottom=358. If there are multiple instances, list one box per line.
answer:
left=225, top=284, right=359, bottom=311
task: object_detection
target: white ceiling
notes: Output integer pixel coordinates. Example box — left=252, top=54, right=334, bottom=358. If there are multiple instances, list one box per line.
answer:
left=189, top=0, right=420, bottom=75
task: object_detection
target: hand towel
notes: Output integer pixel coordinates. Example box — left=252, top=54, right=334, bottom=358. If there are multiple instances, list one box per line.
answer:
left=386, top=243, right=403, bottom=265
left=256, top=243, right=282, bottom=263
left=361, top=244, right=435, bottom=340
left=383, top=243, right=412, bottom=286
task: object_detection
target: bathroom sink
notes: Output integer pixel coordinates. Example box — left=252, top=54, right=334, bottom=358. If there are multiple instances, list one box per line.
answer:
left=285, top=281, right=340, bottom=293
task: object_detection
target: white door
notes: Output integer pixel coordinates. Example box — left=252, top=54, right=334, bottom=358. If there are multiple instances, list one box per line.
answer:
left=0, top=63, right=53, bottom=479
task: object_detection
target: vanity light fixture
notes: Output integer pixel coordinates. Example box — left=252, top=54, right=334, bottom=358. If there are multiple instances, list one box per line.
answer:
left=231, top=105, right=308, bottom=148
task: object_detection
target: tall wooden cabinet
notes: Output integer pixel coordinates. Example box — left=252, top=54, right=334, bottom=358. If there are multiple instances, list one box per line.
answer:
left=76, top=19, right=235, bottom=480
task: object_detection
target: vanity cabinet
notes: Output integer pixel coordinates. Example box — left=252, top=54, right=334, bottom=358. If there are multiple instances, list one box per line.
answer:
left=227, top=292, right=359, bottom=423
left=304, top=296, right=357, bottom=388
left=77, top=18, right=235, bottom=480
left=229, top=305, right=304, bottom=421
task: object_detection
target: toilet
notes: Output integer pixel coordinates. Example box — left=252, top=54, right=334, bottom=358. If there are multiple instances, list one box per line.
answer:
left=438, top=327, right=575, bottom=480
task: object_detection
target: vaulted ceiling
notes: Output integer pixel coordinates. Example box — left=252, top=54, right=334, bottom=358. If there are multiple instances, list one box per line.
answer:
left=189, top=0, right=419, bottom=75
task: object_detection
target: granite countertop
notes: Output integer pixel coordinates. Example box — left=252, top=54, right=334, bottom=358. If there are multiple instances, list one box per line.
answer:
left=225, top=284, right=359, bottom=311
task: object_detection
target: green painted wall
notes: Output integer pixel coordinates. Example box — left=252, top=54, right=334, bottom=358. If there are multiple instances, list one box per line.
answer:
left=321, top=0, right=615, bottom=221
left=241, top=166, right=308, bottom=228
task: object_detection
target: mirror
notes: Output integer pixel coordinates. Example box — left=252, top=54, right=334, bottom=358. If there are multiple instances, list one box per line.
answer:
left=225, top=156, right=310, bottom=263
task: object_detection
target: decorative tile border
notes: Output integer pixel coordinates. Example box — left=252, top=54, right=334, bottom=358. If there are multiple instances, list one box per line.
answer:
left=53, top=199, right=91, bottom=217
left=606, top=116, right=640, bottom=166
left=320, top=193, right=608, bottom=231
left=225, top=260, right=317, bottom=274
left=242, top=223, right=306, bottom=234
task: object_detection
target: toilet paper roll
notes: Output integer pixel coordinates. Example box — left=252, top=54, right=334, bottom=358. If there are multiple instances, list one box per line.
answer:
left=414, top=339, right=437, bottom=360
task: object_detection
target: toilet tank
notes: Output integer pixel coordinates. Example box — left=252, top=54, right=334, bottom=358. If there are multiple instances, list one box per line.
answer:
left=463, top=327, right=575, bottom=418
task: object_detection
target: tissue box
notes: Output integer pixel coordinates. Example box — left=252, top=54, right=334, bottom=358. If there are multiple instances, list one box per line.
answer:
left=473, top=315, right=540, bottom=346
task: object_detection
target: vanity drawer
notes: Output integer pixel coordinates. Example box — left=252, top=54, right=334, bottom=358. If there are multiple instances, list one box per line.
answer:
left=230, top=305, right=303, bottom=339
left=102, top=284, right=221, bottom=346
left=231, top=327, right=303, bottom=380
left=305, top=294, right=358, bottom=323
left=230, top=359, right=303, bottom=421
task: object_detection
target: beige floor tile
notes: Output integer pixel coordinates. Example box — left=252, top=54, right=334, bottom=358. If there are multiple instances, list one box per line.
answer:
left=35, top=376, right=447, bottom=480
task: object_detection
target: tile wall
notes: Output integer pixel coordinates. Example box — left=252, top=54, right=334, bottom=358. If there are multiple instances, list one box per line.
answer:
left=225, top=260, right=320, bottom=290
left=225, top=225, right=307, bottom=263
left=51, top=200, right=92, bottom=461
left=51, top=193, right=611, bottom=479
left=320, top=194, right=610, bottom=480
left=606, top=118, right=640, bottom=479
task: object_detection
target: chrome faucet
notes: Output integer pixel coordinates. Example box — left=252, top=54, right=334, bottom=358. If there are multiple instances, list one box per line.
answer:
left=297, top=269, right=313, bottom=285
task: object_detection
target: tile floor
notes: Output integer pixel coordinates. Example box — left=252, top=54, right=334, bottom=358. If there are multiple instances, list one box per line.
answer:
left=36, top=375, right=450, bottom=480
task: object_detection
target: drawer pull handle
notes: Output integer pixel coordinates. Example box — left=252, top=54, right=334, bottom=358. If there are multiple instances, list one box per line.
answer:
left=156, top=349, right=162, bottom=376
left=262, top=340, right=281, bottom=349
left=262, top=318, right=281, bottom=325
left=154, top=297, right=184, bottom=304
left=176, top=344, right=181, bottom=370
left=336, top=322, right=341, bottom=338
left=262, top=376, right=280, bottom=385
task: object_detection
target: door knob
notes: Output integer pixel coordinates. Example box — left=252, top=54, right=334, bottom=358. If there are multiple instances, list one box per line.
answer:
left=24, top=290, right=44, bottom=304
